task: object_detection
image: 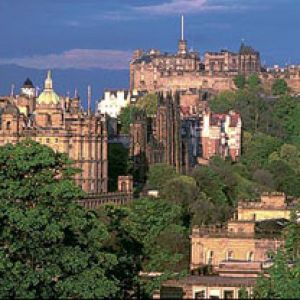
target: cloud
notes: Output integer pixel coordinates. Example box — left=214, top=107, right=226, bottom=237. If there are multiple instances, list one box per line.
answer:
left=133, top=0, right=228, bottom=15
left=0, top=49, right=132, bottom=70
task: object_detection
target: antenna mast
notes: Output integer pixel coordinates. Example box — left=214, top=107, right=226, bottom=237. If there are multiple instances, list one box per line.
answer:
left=181, top=15, right=184, bottom=40
left=87, top=85, right=92, bottom=116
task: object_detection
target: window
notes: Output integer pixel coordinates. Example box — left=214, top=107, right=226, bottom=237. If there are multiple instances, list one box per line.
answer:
left=227, top=250, right=234, bottom=261
left=46, top=138, right=50, bottom=143
left=6, top=121, right=11, bottom=130
left=121, top=182, right=127, bottom=192
left=207, top=250, right=214, bottom=265
left=247, top=251, right=254, bottom=262
left=224, top=290, right=234, bottom=299
left=195, top=290, right=205, bottom=299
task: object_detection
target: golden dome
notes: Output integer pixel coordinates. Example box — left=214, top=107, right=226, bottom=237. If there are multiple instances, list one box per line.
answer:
left=37, top=70, right=60, bottom=105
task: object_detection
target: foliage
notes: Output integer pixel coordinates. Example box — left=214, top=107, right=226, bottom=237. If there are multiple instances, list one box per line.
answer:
left=192, top=165, right=229, bottom=205
left=98, top=197, right=189, bottom=298
left=0, top=140, right=118, bottom=299
left=247, top=73, right=260, bottom=90
left=272, top=78, right=288, bottom=95
left=208, top=91, right=236, bottom=113
left=241, top=132, right=283, bottom=170
left=147, top=164, right=178, bottom=190
left=119, top=105, right=142, bottom=134
left=136, top=93, right=158, bottom=116
left=254, top=214, right=300, bottom=299
left=233, top=74, right=246, bottom=89
left=108, top=143, right=128, bottom=191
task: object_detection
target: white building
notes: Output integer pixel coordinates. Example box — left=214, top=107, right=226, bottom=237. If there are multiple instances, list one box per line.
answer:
left=98, top=90, right=140, bottom=118
left=20, top=78, right=36, bottom=98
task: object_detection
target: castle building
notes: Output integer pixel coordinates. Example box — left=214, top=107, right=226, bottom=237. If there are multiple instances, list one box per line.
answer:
left=130, top=17, right=262, bottom=94
left=130, top=16, right=300, bottom=94
left=0, top=71, right=108, bottom=194
left=204, top=43, right=261, bottom=76
left=201, top=110, right=242, bottom=161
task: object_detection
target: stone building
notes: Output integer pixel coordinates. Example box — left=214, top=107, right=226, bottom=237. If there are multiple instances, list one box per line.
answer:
left=130, top=92, right=189, bottom=176
left=0, top=71, right=108, bottom=194
left=130, top=17, right=261, bottom=94
left=204, top=43, right=261, bottom=76
left=130, top=16, right=300, bottom=94
left=201, top=110, right=242, bottom=161
left=154, top=192, right=295, bottom=299
left=190, top=192, right=293, bottom=272
left=98, top=89, right=143, bottom=118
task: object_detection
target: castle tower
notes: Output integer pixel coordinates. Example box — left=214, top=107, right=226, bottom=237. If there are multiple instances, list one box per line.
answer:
left=178, top=15, right=187, bottom=55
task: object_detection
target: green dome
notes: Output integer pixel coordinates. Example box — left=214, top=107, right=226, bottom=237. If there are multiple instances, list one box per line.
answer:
left=37, top=90, right=60, bottom=105
left=37, top=70, right=60, bottom=105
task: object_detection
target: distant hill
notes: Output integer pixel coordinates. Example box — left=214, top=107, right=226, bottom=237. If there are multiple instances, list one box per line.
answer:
left=0, top=64, right=129, bottom=110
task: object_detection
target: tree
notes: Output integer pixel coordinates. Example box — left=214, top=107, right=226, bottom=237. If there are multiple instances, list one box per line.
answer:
left=99, top=198, right=189, bottom=298
left=233, top=74, right=246, bottom=89
left=241, top=132, right=282, bottom=170
left=254, top=214, right=300, bottom=299
left=108, top=143, right=128, bottom=191
left=119, top=105, right=142, bottom=134
left=272, top=78, right=288, bottom=95
left=136, top=93, right=158, bottom=116
left=209, top=91, right=236, bottom=113
left=0, top=140, right=118, bottom=299
left=192, top=166, right=228, bottom=205
left=247, top=73, right=260, bottom=90
left=147, top=164, right=178, bottom=190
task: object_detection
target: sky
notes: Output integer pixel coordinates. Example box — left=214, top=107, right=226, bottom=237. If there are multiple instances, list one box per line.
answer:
left=0, top=0, right=299, bottom=101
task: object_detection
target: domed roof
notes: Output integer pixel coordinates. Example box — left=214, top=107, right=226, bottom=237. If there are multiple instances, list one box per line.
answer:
left=2, top=103, right=19, bottom=115
left=22, top=78, right=34, bottom=88
left=37, top=71, right=60, bottom=105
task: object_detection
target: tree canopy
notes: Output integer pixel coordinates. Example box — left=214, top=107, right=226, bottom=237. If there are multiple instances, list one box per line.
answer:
left=0, top=140, right=119, bottom=299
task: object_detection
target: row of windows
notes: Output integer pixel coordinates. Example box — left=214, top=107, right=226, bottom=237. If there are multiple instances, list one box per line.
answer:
left=206, top=250, right=256, bottom=264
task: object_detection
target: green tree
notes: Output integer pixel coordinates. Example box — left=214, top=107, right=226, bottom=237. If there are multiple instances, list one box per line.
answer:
left=209, top=91, right=236, bottom=113
left=241, top=132, right=282, bottom=170
left=254, top=214, right=300, bottom=299
left=233, top=74, right=246, bottom=89
left=108, top=143, right=128, bottom=191
left=0, top=140, right=118, bottom=299
left=136, top=93, right=158, bottom=116
left=272, top=78, right=288, bottom=95
left=247, top=73, right=260, bottom=90
left=119, top=105, right=142, bottom=134
left=147, top=164, right=178, bottom=190
left=192, top=166, right=228, bottom=205
left=99, top=198, right=189, bottom=298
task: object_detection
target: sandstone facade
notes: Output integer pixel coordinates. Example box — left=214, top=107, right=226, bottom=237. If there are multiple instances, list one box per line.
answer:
left=0, top=72, right=108, bottom=194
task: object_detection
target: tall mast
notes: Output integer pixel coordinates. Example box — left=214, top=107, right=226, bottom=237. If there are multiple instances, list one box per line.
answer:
left=87, top=85, right=92, bottom=116
left=181, top=15, right=184, bottom=40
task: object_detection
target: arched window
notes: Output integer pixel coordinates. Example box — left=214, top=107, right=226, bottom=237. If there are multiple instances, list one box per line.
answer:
left=6, top=121, right=11, bottom=130
left=247, top=251, right=254, bottom=262
left=207, top=250, right=214, bottom=265
left=227, top=250, right=234, bottom=261
left=121, top=182, right=126, bottom=192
